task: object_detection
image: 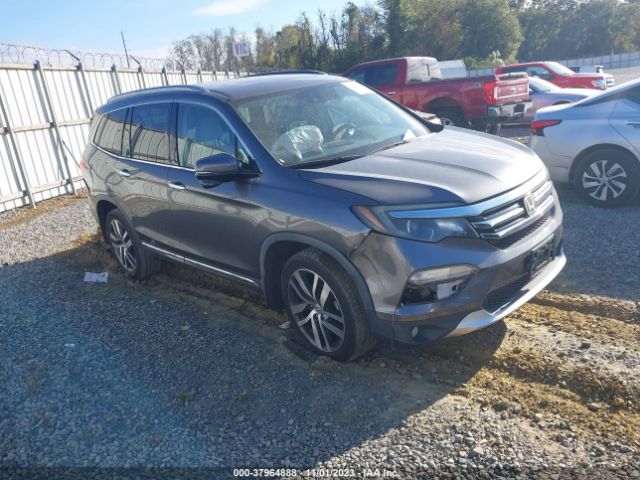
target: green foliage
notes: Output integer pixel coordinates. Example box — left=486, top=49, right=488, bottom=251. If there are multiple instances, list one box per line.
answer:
left=169, top=0, right=640, bottom=73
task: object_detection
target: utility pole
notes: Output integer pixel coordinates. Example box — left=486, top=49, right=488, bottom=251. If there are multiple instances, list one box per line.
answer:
left=121, top=31, right=130, bottom=68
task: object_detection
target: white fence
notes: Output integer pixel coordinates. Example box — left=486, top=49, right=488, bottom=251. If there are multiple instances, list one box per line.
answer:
left=467, top=50, right=640, bottom=77
left=0, top=62, right=241, bottom=212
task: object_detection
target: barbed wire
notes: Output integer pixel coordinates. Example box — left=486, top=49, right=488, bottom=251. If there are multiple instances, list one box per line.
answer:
left=0, top=43, right=175, bottom=70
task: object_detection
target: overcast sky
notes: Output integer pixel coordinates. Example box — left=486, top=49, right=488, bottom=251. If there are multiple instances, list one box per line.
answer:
left=1, top=0, right=367, bottom=59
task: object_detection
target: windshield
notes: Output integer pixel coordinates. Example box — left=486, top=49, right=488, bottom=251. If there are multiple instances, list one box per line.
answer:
left=232, top=81, right=430, bottom=167
left=530, top=76, right=560, bottom=93
left=546, top=62, right=575, bottom=76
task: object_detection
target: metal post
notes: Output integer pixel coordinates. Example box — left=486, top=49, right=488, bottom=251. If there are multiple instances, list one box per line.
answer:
left=0, top=88, right=36, bottom=208
left=137, top=66, right=146, bottom=89
left=77, top=62, right=94, bottom=116
left=110, top=64, right=122, bottom=95
left=161, top=67, right=169, bottom=86
left=35, top=61, right=77, bottom=195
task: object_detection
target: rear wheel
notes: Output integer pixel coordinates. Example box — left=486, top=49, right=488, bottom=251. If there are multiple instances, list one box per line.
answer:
left=432, top=108, right=468, bottom=128
left=281, top=248, right=375, bottom=361
left=573, top=149, right=640, bottom=207
left=105, top=209, right=161, bottom=279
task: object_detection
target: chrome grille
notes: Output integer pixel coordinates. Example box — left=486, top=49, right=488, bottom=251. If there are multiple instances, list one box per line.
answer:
left=469, top=179, right=555, bottom=244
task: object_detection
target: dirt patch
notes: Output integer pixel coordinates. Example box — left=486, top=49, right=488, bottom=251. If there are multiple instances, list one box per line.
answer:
left=0, top=191, right=88, bottom=230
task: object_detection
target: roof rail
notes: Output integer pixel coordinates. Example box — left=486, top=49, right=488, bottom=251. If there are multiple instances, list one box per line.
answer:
left=250, top=69, right=328, bottom=76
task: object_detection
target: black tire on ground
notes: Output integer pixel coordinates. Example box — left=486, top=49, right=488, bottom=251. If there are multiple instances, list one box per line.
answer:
left=432, top=108, right=468, bottom=128
left=281, top=248, right=376, bottom=361
left=572, top=148, right=640, bottom=207
left=105, top=209, right=161, bottom=280
left=487, top=123, right=502, bottom=135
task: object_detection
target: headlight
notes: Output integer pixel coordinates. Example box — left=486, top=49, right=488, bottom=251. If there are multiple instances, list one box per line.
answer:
left=592, top=78, right=606, bottom=89
left=353, top=205, right=478, bottom=242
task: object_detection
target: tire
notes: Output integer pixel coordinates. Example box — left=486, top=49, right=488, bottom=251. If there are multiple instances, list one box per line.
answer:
left=573, top=148, right=640, bottom=207
left=105, top=209, right=161, bottom=280
left=432, top=108, right=468, bottom=128
left=281, top=248, right=375, bottom=361
left=487, top=122, right=502, bottom=135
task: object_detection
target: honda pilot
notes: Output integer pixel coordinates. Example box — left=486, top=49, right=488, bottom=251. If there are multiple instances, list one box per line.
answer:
left=82, top=73, right=566, bottom=361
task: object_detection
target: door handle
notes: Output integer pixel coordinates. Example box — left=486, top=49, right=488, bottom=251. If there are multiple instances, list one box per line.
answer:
left=168, top=181, right=187, bottom=190
left=117, top=168, right=132, bottom=177
left=626, top=121, right=640, bottom=128
left=385, top=91, right=397, bottom=95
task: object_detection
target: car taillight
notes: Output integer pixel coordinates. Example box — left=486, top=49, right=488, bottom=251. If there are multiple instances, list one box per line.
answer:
left=484, top=81, right=497, bottom=104
left=531, top=119, right=561, bottom=136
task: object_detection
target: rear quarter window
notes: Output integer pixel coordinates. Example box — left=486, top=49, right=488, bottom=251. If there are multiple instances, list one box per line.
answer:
left=93, top=109, right=127, bottom=155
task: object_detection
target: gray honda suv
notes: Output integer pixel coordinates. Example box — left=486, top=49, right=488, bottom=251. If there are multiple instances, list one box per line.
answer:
left=82, top=73, right=565, bottom=361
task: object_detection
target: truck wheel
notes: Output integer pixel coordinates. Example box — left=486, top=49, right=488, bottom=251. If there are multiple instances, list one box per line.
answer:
left=281, top=248, right=376, bottom=362
left=432, top=108, right=468, bottom=128
left=573, top=148, right=640, bottom=207
left=487, top=123, right=502, bottom=135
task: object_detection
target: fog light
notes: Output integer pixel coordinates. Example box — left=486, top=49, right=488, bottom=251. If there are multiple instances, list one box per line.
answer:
left=411, top=327, right=419, bottom=338
left=401, top=264, right=477, bottom=305
left=409, top=264, right=477, bottom=286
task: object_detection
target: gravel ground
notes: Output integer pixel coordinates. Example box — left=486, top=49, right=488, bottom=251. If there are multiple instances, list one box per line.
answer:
left=1, top=154, right=639, bottom=479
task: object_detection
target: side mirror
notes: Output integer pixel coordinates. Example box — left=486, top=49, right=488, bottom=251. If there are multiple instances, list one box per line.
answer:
left=195, top=153, right=258, bottom=187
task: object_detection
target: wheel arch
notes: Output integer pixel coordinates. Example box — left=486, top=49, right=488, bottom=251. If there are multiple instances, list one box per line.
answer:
left=569, top=143, right=640, bottom=182
left=259, top=233, right=375, bottom=314
left=425, top=97, right=463, bottom=114
left=96, top=198, right=119, bottom=241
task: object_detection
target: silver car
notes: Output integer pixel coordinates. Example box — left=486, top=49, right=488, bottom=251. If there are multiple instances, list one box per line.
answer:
left=530, top=79, right=640, bottom=207
left=509, top=77, right=596, bottom=124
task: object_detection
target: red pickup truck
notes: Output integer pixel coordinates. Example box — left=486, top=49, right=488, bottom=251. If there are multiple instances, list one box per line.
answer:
left=343, top=57, right=531, bottom=134
left=495, top=61, right=615, bottom=90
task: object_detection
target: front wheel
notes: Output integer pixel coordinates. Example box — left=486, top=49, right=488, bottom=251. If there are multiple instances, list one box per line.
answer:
left=573, top=149, right=640, bottom=207
left=281, top=248, right=375, bottom=361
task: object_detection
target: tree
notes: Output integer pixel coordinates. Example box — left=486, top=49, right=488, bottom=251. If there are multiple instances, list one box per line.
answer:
left=255, top=27, right=276, bottom=68
left=459, top=0, right=523, bottom=60
left=380, top=0, right=411, bottom=56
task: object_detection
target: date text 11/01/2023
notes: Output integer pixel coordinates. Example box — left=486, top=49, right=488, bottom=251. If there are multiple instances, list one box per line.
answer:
left=233, top=468, right=399, bottom=477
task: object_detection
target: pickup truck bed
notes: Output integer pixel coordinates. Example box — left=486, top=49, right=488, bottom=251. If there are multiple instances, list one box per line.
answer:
left=344, top=57, right=531, bottom=133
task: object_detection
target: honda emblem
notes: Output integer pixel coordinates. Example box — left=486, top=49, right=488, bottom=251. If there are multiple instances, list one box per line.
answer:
left=524, top=194, right=537, bottom=216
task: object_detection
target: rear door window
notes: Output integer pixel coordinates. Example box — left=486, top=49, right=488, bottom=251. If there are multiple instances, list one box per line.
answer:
left=93, top=108, right=127, bottom=155
left=348, top=64, right=398, bottom=88
left=128, top=103, right=172, bottom=164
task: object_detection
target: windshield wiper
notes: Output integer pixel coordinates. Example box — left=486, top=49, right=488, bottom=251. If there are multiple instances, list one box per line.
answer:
left=371, top=138, right=414, bottom=154
left=289, top=154, right=363, bottom=169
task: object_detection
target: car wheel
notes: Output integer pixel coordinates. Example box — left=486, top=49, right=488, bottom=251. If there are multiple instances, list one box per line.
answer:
left=573, top=149, right=640, bottom=207
left=432, top=108, right=468, bottom=128
left=105, top=209, right=161, bottom=280
left=281, top=248, right=375, bottom=361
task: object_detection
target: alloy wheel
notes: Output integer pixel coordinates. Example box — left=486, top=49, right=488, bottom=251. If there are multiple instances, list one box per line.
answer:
left=581, top=159, right=628, bottom=202
left=108, top=218, right=136, bottom=272
left=287, top=268, right=345, bottom=353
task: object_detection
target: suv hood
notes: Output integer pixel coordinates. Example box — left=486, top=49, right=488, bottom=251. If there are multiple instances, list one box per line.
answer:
left=298, top=128, right=545, bottom=205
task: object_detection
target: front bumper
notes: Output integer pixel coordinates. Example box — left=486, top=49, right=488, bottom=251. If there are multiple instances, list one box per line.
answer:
left=487, top=101, right=532, bottom=122
left=445, top=249, right=565, bottom=337
left=351, top=193, right=564, bottom=346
